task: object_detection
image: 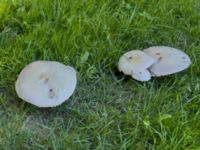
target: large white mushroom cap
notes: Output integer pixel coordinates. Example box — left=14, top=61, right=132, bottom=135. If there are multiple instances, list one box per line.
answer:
left=15, top=61, right=77, bottom=107
left=118, top=50, right=155, bottom=81
left=143, top=46, right=191, bottom=76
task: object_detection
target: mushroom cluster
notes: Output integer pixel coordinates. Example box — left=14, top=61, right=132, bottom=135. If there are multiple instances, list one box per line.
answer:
left=15, top=46, right=191, bottom=107
left=15, top=61, right=77, bottom=107
left=118, top=46, right=191, bottom=81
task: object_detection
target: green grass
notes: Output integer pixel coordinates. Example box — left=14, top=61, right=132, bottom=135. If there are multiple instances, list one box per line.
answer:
left=0, top=0, right=200, bottom=149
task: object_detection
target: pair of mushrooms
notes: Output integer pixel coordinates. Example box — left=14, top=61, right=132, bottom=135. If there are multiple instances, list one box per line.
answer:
left=15, top=46, right=191, bottom=107
left=118, top=46, right=191, bottom=81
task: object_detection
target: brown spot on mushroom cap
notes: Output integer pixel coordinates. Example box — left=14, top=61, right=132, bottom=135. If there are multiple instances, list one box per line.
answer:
left=182, top=56, right=186, bottom=59
left=48, top=88, right=55, bottom=99
left=44, top=78, right=49, bottom=84
left=39, top=73, right=49, bottom=84
left=158, top=57, right=162, bottom=61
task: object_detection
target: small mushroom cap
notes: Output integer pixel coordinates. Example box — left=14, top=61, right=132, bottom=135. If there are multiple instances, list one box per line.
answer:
left=131, top=69, right=151, bottom=81
left=143, top=46, right=191, bottom=76
left=118, top=50, right=155, bottom=81
left=15, top=61, right=77, bottom=107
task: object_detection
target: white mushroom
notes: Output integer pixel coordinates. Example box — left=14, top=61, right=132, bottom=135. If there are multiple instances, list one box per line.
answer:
left=143, top=46, right=191, bottom=76
left=15, top=61, right=77, bottom=107
left=118, top=50, right=155, bottom=81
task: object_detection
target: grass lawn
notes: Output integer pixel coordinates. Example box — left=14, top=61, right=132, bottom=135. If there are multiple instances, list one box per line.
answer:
left=0, top=0, right=200, bottom=149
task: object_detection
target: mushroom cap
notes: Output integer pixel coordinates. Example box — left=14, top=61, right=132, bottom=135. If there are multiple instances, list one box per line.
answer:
left=15, top=61, right=77, bottom=107
left=118, top=50, right=155, bottom=81
left=143, top=46, right=191, bottom=76
left=131, top=69, right=151, bottom=81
